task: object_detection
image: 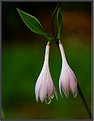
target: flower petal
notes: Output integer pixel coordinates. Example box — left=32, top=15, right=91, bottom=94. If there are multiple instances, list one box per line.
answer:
left=35, top=41, right=57, bottom=103
left=59, top=40, right=77, bottom=97
left=68, top=67, right=77, bottom=97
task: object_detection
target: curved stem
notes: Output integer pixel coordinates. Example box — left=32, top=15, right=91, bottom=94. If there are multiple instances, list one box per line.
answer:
left=77, top=83, right=92, bottom=119
left=50, top=2, right=61, bottom=38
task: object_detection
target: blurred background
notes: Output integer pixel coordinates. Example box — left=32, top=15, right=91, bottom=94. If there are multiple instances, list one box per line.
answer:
left=2, top=2, right=92, bottom=119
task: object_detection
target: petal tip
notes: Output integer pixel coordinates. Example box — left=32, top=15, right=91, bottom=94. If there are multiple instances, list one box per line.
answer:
left=74, top=92, right=77, bottom=98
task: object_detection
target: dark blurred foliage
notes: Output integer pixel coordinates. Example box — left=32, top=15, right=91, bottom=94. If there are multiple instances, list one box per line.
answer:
left=2, top=2, right=92, bottom=119
left=2, top=2, right=91, bottom=44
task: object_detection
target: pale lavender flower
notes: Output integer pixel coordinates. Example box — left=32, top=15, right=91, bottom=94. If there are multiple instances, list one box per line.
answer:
left=35, top=42, right=57, bottom=103
left=59, top=40, right=77, bottom=98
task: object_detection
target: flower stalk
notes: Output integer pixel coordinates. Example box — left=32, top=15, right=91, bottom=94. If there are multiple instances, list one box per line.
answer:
left=50, top=2, right=61, bottom=38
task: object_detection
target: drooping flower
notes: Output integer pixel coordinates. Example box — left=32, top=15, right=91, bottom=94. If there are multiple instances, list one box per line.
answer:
left=35, top=42, right=57, bottom=103
left=59, top=40, right=77, bottom=98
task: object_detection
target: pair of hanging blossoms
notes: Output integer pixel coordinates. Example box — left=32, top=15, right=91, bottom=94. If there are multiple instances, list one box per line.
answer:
left=35, top=40, right=77, bottom=103
left=17, top=6, right=91, bottom=117
left=16, top=7, right=77, bottom=104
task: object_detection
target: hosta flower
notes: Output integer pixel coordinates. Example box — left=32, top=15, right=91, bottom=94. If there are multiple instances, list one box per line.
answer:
left=59, top=40, right=77, bottom=98
left=35, top=42, right=57, bottom=103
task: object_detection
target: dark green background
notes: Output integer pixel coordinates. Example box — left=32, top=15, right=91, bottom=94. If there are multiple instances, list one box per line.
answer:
left=2, top=2, right=91, bottom=119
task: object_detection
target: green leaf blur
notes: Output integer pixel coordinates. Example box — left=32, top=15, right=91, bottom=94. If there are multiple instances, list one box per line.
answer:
left=2, top=2, right=91, bottom=119
left=2, top=38, right=91, bottom=119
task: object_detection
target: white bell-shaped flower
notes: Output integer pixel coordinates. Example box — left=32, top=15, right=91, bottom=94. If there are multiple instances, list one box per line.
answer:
left=35, top=42, right=57, bottom=103
left=59, top=40, right=77, bottom=98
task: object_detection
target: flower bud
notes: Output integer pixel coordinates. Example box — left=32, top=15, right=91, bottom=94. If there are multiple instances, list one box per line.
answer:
left=59, top=40, right=77, bottom=98
left=35, top=42, right=57, bottom=103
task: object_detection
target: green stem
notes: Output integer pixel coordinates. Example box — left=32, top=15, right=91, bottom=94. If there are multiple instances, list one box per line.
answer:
left=77, top=84, right=92, bottom=119
left=50, top=2, right=61, bottom=38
